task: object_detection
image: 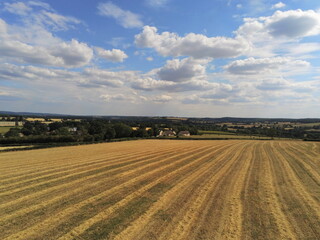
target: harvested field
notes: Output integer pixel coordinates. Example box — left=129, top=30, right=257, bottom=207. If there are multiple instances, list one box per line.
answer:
left=0, top=139, right=319, bottom=240
left=0, top=145, right=34, bottom=151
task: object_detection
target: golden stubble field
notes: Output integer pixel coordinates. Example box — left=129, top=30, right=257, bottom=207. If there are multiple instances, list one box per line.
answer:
left=0, top=139, right=319, bottom=240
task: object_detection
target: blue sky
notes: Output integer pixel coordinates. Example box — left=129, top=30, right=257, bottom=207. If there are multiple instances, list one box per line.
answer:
left=0, top=0, right=319, bottom=117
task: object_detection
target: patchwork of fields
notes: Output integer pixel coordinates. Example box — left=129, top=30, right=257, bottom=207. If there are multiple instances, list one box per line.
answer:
left=0, top=139, right=319, bottom=239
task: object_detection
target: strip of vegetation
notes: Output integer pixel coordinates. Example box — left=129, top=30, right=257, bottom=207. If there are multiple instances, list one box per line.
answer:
left=0, top=114, right=319, bottom=150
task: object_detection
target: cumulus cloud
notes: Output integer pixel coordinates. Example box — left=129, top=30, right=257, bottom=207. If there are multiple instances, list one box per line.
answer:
left=135, top=26, right=250, bottom=58
left=0, top=63, right=134, bottom=89
left=256, top=78, right=291, bottom=91
left=82, top=68, right=134, bottom=87
left=0, top=3, right=93, bottom=68
left=95, top=47, right=128, bottom=62
left=180, top=83, right=239, bottom=104
left=237, top=9, right=320, bottom=40
left=51, top=40, right=93, bottom=67
left=200, top=84, right=235, bottom=100
left=157, top=57, right=209, bottom=82
left=100, top=94, right=136, bottom=102
left=256, top=78, right=317, bottom=93
left=131, top=77, right=174, bottom=91
left=268, top=10, right=320, bottom=38
left=151, top=94, right=173, bottom=103
left=225, top=57, right=310, bottom=75
left=272, top=2, right=286, bottom=9
left=0, top=34, right=93, bottom=68
left=98, top=2, right=143, bottom=28
left=131, top=76, right=218, bottom=92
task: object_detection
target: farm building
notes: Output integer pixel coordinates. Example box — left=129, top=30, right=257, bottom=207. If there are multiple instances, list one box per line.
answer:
left=178, top=131, right=190, bottom=136
left=158, top=130, right=176, bottom=137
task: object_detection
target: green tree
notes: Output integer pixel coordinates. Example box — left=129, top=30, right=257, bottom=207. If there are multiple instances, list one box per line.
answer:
left=113, top=123, right=132, bottom=138
left=56, top=127, right=71, bottom=136
left=5, top=128, right=21, bottom=137
left=104, top=126, right=116, bottom=140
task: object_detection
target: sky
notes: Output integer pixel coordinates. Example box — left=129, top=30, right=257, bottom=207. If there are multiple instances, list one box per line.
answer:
left=0, top=0, right=319, bottom=118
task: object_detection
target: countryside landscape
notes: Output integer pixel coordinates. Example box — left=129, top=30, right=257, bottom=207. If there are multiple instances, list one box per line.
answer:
left=0, top=113, right=320, bottom=239
left=1, top=0, right=320, bottom=239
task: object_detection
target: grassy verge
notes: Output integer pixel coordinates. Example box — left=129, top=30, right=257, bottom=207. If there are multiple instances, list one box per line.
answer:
left=198, top=130, right=235, bottom=135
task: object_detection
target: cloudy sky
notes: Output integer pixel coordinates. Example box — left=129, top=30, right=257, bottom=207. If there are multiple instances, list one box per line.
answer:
left=0, top=0, right=319, bottom=117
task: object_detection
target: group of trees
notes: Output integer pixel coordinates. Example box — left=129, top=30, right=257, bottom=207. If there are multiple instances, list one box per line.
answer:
left=1, top=119, right=198, bottom=144
left=3, top=115, right=318, bottom=144
left=190, top=121, right=320, bottom=140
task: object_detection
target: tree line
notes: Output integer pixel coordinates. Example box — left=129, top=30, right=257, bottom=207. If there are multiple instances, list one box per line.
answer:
left=1, top=119, right=198, bottom=144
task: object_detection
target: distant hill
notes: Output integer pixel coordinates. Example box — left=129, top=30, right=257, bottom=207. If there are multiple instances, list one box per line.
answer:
left=0, top=111, right=66, bottom=117
left=0, top=111, right=319, bottom=123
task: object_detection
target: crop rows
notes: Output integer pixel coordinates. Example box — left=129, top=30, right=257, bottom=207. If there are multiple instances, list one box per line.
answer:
left=0, top=140, right=319, bottom=239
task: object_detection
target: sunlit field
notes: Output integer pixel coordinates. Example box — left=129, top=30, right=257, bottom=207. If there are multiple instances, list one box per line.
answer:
left=1, top=140, right=319, bottom=239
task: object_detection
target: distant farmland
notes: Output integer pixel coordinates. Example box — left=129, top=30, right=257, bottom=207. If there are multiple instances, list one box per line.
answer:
left=0, top=140, right=319, bottom=239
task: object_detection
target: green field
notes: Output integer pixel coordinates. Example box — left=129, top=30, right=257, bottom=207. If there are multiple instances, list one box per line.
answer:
left=198, top=130, right=235, bottom=135
left=0, top=127, right=12, bottom=134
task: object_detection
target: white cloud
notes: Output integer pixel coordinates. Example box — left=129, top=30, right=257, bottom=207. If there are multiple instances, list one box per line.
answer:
left=95, top=47, right=128, bottom=62
left=200, top=84, right=235, bottom=100
left=283, top=42, right=320, bottom=57
left=146, top=56, right=153, bottom=61
left=107, top=37, right=130, bottom=49
left=0, top=8, right=93, bottom=68
left=98, top=2, right=143, bottom=28
left=272, top=2, right=286, bottom=9
left=100, top=94, right=136, bottom=103
left=157, top=57, right=209, bottom=82
left=0, top=88, right=24, bottom=101
left=135, top=26, right=251, bottom=58
left=131, top=77, right=174, bottom=91
left=3, top=2, right=32, bottom=15
left=152, top=94, right=172, bottom=103
left=35, top=11, right=81, bottom=31
left=3, top=1, right=81, bottom=31
left=51, top=39, right=93, bottom=67
left=28, top=1, right=52, bottom=10
left=131, top=75, right=218, bottom=93
left=256, top=78, right=290, bottom=90
left=146, top=0, right=169, bottom=8
left=129, top=57, right=218, bottom=92
left=225, top=57, right=310, bottom=75
left=268, top=10, right=320, bottom=38
left=0, top=2, right=93, bottom=68
left=237, top=9, right=320, bottom=40
left=0, top=33, right=93, bottom=68
left=0, top=63, right=132, bottom=89
left=235, top=10, right=320, bottom=58
left=82, top=68, right=133, bottom=87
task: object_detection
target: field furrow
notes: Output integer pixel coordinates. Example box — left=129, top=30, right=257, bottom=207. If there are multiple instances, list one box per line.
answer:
left=0, top=143, right=223, bottom=232
left=267, top=142, right=320, bottom=238
left=112, top=142, right=248, bottom=240
left=0, top=139, right=319, bottom=240
left=2, top=141, right=236, bottom=239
